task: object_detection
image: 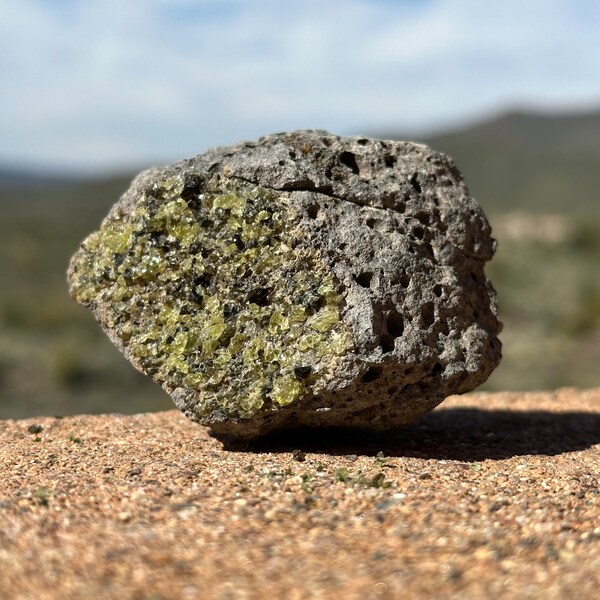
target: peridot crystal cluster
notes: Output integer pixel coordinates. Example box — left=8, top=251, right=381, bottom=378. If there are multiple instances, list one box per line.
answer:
left=69, top=174, right=351, bottom=422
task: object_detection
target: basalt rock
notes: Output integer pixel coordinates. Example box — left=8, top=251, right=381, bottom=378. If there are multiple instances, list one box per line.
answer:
left=68, top=130, right=501, bottom=439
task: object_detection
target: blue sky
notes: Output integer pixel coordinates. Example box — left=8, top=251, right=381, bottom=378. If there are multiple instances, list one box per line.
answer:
left=1, top=0, right=599, bottom=173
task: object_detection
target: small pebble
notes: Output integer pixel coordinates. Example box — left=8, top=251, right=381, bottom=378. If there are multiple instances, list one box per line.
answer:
left=292, top=449, right=306, bottom=462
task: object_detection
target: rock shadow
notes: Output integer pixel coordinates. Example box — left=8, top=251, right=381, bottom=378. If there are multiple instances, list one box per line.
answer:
left=226, top=409, right=600, bottom=461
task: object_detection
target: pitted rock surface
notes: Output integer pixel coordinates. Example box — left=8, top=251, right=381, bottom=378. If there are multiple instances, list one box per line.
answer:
left=68, top=130, right=501, bottom=439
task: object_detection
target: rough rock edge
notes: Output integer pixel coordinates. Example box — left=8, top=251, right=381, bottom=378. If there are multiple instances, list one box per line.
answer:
left=72, top=130, right=502, bottom=439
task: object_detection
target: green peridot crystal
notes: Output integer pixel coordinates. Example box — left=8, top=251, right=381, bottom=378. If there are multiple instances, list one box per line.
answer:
left=68, top=173, right=352, bottom=421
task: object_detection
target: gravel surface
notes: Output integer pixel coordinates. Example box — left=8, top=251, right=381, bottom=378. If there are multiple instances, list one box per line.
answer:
left=1, top=388, right=599, bottom=599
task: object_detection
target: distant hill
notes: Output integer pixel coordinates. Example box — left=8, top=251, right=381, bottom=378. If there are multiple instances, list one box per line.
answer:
left=0, top=173, right=132, bottom=224
left=2, top=107, right=600, bottom=218
left=384, top=108, right=600, bottom=215
left=0, top=166, right=77, bottom=188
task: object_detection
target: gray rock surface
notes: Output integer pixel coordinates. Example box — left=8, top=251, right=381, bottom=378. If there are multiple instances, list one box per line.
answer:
left=68, top=130, right=501, bottom=439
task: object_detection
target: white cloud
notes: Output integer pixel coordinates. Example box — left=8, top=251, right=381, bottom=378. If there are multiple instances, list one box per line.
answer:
left=0, top=0, right=599, bottom=172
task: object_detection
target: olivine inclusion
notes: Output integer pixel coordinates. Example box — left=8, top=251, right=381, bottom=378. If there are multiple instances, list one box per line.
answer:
left=69, top=173, right=351, bottom=420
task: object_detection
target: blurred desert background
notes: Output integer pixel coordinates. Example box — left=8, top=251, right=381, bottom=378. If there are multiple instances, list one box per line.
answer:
left=1, top=1, right=599, bottom=419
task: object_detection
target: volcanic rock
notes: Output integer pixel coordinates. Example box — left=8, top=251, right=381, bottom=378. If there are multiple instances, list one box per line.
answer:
left=67, top=130, right=501, bottom=439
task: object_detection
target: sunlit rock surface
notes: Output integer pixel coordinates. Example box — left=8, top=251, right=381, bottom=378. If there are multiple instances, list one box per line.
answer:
left=68, top=130, right=501, bottom=439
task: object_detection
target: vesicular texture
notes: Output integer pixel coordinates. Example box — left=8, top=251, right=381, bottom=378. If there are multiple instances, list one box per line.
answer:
left=68, top=130, right=502, bottom=439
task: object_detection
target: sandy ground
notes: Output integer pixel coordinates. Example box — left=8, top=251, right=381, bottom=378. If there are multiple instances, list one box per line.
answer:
left=1, top=388, right=599, bottom=600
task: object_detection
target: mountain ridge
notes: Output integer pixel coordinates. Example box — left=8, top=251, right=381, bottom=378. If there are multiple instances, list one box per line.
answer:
left=386, top=107, right=600, bottom=215
left=3, top=107, right=600, bottom=216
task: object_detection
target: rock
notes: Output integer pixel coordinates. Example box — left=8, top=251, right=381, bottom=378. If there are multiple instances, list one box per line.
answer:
left=67, top=130, right=501, bottom=439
